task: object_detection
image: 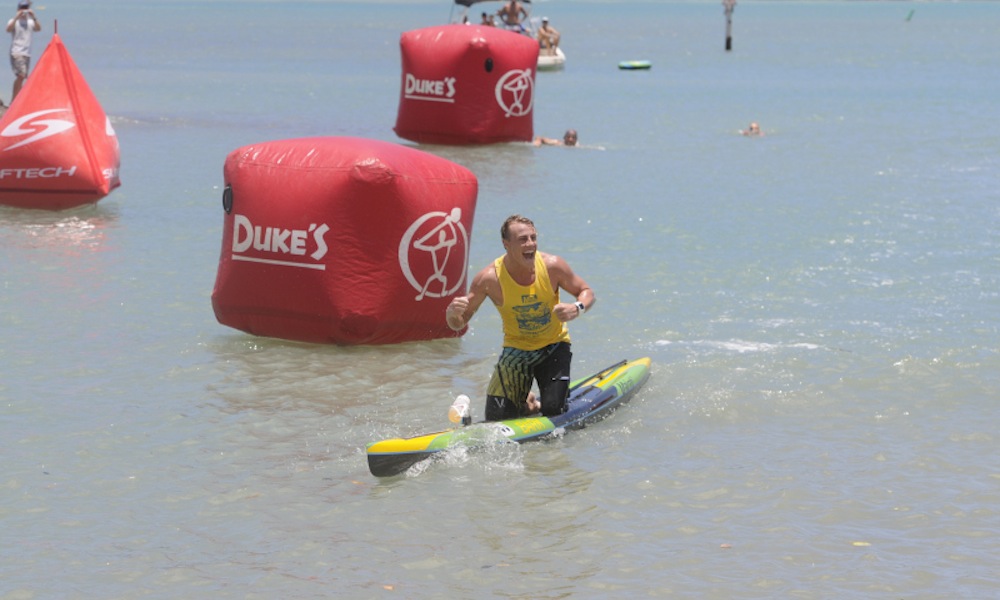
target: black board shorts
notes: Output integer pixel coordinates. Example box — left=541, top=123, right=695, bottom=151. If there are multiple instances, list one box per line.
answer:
left=485, top=342, right=572, bottom=421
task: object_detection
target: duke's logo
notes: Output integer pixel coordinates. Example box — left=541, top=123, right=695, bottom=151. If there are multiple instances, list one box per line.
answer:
left=495, top=69, right=533, bottom=118
left=1, top=108, right=76, bottom=151
left=230, top=214, right=330, bottom=270
left=398, top=208, right=469, bottom=301
left=404, top=73, right=457, bottom=103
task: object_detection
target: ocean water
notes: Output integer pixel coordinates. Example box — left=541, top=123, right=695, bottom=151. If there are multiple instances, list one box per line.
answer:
left=2, top=1, right=998, bottom=598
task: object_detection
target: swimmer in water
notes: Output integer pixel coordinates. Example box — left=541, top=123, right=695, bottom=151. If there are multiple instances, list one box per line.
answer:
left=741, top=122, right=763, bottom=136
left=533, top=129, right=578, bottom=147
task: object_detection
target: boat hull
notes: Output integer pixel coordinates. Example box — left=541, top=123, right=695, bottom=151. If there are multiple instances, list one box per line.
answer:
left=538, top=47, right=566, bottom=71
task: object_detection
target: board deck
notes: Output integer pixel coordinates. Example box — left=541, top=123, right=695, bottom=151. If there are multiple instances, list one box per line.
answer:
left=366, top=357, right=652, bottom=477
left=618, top=60, right=652, bottom=70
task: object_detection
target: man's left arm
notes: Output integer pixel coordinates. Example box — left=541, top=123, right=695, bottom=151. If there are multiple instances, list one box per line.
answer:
left=548, top=255, right=594, bottom=321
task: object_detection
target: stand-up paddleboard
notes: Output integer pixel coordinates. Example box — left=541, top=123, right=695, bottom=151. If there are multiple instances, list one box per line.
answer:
left=366, top=357, right=652, bottom=477
left=618, top=60, right=652, bottom=70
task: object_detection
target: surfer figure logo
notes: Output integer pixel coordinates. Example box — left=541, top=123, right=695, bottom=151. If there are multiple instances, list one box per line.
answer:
left=1, top=109, right=76, bottom=151
left=494, top=69, right=534, bottom=118
left=398, top=208, right=470, bottom=301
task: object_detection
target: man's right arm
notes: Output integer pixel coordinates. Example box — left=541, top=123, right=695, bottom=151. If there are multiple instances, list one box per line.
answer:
left=446, top=266, right=492, bottom=331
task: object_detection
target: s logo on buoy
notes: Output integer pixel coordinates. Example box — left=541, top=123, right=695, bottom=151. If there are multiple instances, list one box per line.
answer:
left=1, top=109, right=76, bottom=151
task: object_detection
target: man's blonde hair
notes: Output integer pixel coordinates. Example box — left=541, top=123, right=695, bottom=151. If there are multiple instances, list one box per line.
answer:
left=501, top=214, right=535, bottom=241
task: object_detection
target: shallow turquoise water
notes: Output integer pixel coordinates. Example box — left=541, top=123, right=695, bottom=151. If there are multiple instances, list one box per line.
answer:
left=2, top=2, right=997, bottom=597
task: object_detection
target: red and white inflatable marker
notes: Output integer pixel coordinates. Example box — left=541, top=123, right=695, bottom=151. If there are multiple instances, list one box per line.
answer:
left=395, top=24, right=537, bottom=145
left=0, top=28, right=120, bottom=210
left=212, top=136, right=478, bottom=345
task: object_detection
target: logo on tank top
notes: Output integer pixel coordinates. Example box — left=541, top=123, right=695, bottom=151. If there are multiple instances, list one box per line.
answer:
left=398, top=208, right=469, bottom=301
left=230, top=214, right=330, bottom=270
left=513, top=298, right=551, bottom=332
left=494, top=69, right=533, bottom=118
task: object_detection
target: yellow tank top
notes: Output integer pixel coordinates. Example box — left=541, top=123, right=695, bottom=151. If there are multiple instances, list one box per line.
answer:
left=495, top=253, right=571, bottom=350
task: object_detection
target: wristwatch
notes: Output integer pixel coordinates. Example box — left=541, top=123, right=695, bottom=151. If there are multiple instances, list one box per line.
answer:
left=574, top=301, right=586, bottom=315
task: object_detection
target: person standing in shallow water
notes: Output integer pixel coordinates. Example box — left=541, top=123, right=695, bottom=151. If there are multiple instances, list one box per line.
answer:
left=6, top=0, right=40, bottom=103
left=445, top=215, right=595, bottom=421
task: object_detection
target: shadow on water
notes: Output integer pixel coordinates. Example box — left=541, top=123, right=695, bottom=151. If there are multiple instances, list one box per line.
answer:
left=203, top=333, right=482, bottom=415
left=0, top=202, right=121, bottom=253
left=397, top=140, right=538, bottom=184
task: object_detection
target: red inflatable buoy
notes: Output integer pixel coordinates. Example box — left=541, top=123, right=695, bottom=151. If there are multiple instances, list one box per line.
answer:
left=395, top=25, right=537, bottom=145
left=0, top=33, right=120, bottom=210
left=211, top=137, right=478, bottom=345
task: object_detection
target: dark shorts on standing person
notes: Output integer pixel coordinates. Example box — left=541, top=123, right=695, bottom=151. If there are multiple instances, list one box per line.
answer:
left=485, top=342, right=572, bottom=421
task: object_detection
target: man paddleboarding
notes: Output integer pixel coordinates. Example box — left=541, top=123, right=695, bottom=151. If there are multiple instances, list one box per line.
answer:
left=446, top=214, right=595, bottom=421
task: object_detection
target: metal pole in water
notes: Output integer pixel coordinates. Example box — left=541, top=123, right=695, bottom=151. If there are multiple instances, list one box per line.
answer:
left=723, top=0, right=736, bottom=52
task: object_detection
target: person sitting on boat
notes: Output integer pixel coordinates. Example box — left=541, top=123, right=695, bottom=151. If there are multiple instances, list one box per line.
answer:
left=533, top=129, right=578, bottom=147
left=446, top=214, right=595, bottom=421
left=480, top=12, right=495, bottom=26
left=497, top=0, right=528, bottom=32
left=537, top=17, right=560, bottom=55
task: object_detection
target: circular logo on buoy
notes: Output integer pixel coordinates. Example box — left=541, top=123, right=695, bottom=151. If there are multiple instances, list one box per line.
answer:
left=398, top=208, right=470, bottom=301
left=495, top=69, right=534, bottom=118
